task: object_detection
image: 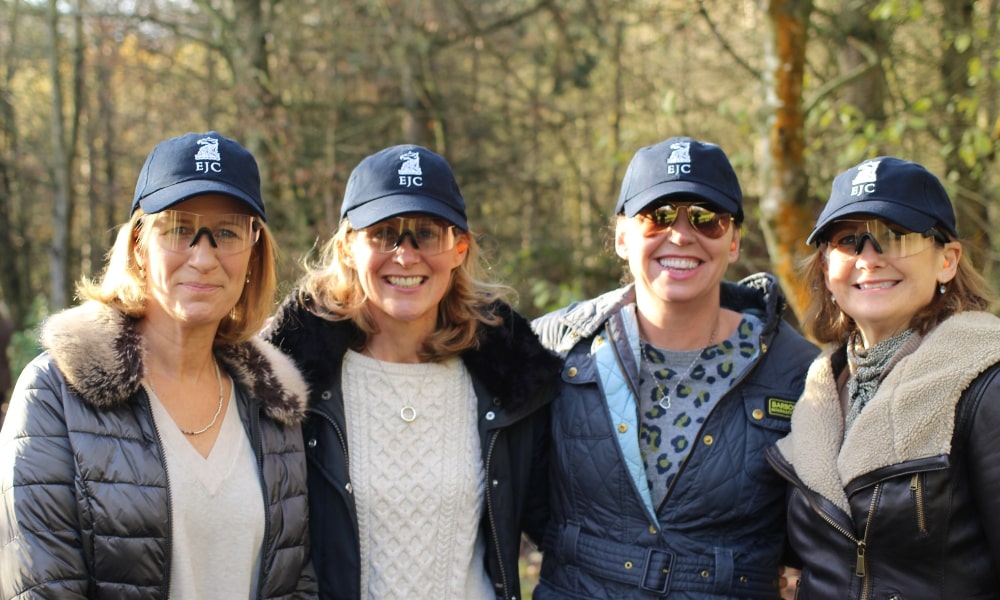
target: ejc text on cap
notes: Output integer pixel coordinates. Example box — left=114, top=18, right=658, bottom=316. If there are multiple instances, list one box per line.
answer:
left=340, top=144, right=469, bottom=231
left=132, top=131, right=265, bottom=220
left=615, top=136, right=744, bottom=222
left=807, top=157, right=958, bottom=245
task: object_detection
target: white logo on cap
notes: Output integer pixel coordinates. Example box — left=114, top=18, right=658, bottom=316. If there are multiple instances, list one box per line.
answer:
left=850, top=159, right=880, bottom=197
left=666, top=141, right=691, bottom=176
left=398, top=150, right=423, bottom=188
left=194, top=137, right=222, bottom=174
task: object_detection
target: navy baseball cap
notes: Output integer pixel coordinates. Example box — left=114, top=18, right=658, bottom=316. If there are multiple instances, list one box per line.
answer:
left=340, top=144, right=468, bottom=231
left=131, top=131, right=265, bottom=220
left=807, top=157, right=958, bottom=245
left=615, top=137, right=743, bottom=222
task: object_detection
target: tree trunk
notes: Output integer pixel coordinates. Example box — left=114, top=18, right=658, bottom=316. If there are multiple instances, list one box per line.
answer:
left=758, top=0, right=814, bottom=322
left=46, top=0, right=72, bottom=311
left=940, top=0, right=992, bottom=268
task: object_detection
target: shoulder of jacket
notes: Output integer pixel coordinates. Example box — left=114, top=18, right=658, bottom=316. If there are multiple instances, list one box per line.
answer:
left=463, top=302, right=562, bottom=413
left=218, top=337, right=311, bottom=427
left=532, top=286, right=633, bottom=354
left=39, top=302, right=143, bottom=409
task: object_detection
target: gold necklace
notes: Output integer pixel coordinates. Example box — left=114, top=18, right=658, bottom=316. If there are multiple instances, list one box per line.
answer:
left=147, top=360, right=225, bottom=435
left=644, top=316, right=719, bottom=410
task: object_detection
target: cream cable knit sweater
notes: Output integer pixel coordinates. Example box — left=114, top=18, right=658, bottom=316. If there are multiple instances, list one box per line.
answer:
left=342, top=350, right=493, bottom=599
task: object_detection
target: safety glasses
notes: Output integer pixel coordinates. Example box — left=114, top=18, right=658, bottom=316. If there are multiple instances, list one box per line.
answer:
left=357, top=216, right=458, bottom=255
left=823, top=219, right=946, bottom=259
left=635, top=203, right=733, bottom=239
left=148, top=211, right=260, bottom=255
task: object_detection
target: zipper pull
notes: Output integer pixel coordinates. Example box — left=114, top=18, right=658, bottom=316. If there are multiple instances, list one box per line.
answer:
left=855, top=541, right=867, bottom=577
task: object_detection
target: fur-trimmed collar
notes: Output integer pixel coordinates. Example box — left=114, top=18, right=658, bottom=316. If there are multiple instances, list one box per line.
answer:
left=40, top=302, right=309, bottom=426
left=265, top=296, right=562, bottom=415
left=775, top=311, right=1000, bottom=512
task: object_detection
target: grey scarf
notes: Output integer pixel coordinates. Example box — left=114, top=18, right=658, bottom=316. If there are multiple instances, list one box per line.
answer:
left=845, top=329, right=915, bottom=430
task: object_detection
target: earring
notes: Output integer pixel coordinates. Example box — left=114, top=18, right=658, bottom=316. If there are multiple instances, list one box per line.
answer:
left=830, top=293, right=837, bottom=304
left=938, top=283, right=946, bottom=295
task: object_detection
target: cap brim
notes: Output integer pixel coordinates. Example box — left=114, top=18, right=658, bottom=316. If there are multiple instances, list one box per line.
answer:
left=345, top=194, right=469, bottom=231
left=620, top=181, right=741, bottom=219
left=137, top=180, right=266, bottom=220
left=806, top=199, right=944, bottom=245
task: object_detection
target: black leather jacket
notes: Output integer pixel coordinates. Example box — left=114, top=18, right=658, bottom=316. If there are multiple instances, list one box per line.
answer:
left=767, top=312, right=1000, bottom=600
left=265, top=294, right=561, bottom=600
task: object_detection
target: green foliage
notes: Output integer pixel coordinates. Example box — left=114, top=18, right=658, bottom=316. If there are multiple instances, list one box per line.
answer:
left=8, top=297, right=48, bottom=388
left=0, top=0, right=997, bottom=325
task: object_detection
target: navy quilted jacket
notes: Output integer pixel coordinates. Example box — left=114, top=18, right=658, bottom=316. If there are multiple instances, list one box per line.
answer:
left=531, top=274, right=817, bottom=599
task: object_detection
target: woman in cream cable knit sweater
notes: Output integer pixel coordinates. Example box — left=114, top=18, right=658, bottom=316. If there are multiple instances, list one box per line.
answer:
left=766, top=157, right=1000, bottom=599
left=265, top=144, right=561, bottom=600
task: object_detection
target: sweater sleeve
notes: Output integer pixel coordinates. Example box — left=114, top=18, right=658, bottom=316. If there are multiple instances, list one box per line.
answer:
left=0, top=355, right=89, bottom=599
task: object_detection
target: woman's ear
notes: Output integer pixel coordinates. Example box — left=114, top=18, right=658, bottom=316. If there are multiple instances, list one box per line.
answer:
left=727, top=228, right=742, bottom=263
left=614, top=219, right=629, bottom=260
left=938, top=241, right=962, bottom=283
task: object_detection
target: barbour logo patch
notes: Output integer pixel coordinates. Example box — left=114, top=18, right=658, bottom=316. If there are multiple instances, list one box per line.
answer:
left=767, top=398, right=795, bottom=420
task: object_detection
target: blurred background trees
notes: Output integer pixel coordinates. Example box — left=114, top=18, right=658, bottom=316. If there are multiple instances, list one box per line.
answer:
left=1, top=0, right=998, bottom=408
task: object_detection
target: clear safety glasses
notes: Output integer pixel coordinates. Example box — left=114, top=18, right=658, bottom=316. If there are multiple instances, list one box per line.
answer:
left=822, top=219, right=946, bottom=260
left=357, top=217, right=458, bottom=255
left=635, top=203, right=733, bottom=239
left=147, top=210, right=261, bottom=255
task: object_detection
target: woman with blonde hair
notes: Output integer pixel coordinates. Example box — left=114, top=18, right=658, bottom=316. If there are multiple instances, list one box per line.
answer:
left=265, top=144, right=560, bottom=600
left=0, top=131, right=315, bottom=598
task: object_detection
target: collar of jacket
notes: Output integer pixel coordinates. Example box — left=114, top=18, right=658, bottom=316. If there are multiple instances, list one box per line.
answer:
left=268, top=294, right=562, bottom=416
left=551, top=272, right=789, bottom=353
left=39, top=301, right=310, bottom=426
left=775, top=310, right=1000, bottom=512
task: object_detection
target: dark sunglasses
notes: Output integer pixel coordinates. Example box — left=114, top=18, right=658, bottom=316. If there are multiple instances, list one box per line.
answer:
left=636, top=203, right=733, bottom=239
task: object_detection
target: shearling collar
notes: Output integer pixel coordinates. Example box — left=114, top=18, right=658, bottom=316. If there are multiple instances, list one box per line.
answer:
left=775, top=311, right=1000, bottom=512
left=40, top=301, right=309, bottom=426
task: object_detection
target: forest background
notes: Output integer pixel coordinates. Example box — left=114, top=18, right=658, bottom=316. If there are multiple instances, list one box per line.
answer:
left=1, top=0, right=998, bottom=418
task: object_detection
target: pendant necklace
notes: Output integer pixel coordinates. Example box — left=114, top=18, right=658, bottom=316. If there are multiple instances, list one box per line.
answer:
left=147, top=360, right=225, bottom=435
left=364, top=349, right=424, bottom=423
left=643, top=315, right=719, bottom=410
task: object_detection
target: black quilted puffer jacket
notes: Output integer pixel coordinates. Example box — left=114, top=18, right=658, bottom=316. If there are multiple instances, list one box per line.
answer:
left=0, top=301, right=317, bottom=599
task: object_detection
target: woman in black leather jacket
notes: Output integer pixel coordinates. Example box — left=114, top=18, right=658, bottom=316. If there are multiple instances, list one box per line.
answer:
left=766, top=157, right=1000, bottom=599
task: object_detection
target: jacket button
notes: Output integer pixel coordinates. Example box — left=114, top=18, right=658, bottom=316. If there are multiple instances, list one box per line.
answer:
left=321, top=390, right=332, bottom=400
left=752, top=409, right=764, bottom=420
left=624, top=561, right=633, bottom=570
left=703, top=435, right=714, bottom=445
left=649, top=525, right=657, bottom=534
left=345, top=482, right=353, bottom=494
left=307, top=438, right=317, bottom=448
left=701, top=569, right=710, bottom=579
left=485, top=411, right=496, bottom=421
left=567, top=367, right=578, bottom=378
left=618, top=423, right=628, bottom=433
left=492, top=479, right=499, bottom=488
